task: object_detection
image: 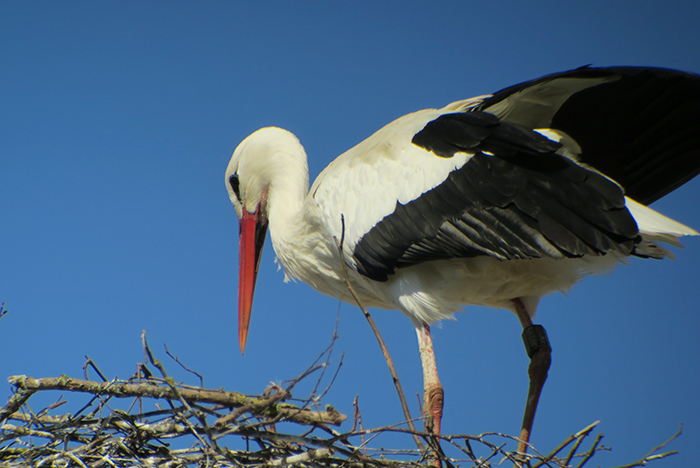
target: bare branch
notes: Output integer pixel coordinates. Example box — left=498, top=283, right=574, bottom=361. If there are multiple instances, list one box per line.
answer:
left=334, top=214, right=424, bottom=451
left=532, top=420, right=600, bottom=468
left=7, top=374, right=346, bottom=427
left=609, top=424, right=682, bottom=468
left=575, top=432, right=603, bottom=468
left=1, top=335, right=685, bottom=468
left=164, top=343, right=205, bottom=387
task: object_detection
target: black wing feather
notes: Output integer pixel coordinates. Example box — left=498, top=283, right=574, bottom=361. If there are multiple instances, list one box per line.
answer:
left=352, top=66, right=699, bottom=282
left=478, top=66, right=700, bottom=204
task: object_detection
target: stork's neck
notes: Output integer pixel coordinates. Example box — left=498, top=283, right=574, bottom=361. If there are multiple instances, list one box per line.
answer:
left=265, top=142, right=311, bottom=269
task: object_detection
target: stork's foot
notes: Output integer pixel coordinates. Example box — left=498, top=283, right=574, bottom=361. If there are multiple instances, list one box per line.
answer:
left=517, top=324, right=551, bottom=454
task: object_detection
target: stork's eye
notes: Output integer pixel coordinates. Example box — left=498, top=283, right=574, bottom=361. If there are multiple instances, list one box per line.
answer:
left=229, top=174, right=241, bottom=201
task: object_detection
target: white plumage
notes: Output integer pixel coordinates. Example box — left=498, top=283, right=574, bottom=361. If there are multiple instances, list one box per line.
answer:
left=226, top=66, right=700, bottom=448
left=227, top=120, right=696, bottom=327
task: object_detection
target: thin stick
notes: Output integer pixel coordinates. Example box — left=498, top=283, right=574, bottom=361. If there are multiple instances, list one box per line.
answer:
left=164, top=344, right=205, bottom=388
left=563, top=424, right=593, bottom=466
left=83, top=357, right=108, bottom=383
left=609, top=424, right=681, bottom=468
left=334, top=214, right=424, bottom=451
left=296, top=315, right=343, bottom=408
left=142, top=332, right=216, bottom=455
left=0, top=388, right=34, bottom=424
left=532, top=420, right=599, bottom=468
left=575, top=433, right=603, bottom=468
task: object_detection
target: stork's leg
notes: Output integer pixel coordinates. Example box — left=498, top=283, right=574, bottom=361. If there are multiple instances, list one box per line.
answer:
left=512, top=298, right=551, bottom=455
left=416, top=322, right=444, bottom=434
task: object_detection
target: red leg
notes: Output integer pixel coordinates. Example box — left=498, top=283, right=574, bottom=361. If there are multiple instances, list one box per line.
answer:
left=513, top=298, right=551, bottom=455
left=416, top=322, right=444, bottom=434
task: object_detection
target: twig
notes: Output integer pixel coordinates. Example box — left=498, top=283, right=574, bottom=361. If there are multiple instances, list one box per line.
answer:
left=315, top=349, right=345, bottom=403
left=575, top=433, right=603, bottom=468
left=609, top=424, right=681, bottom=468
left=294, top=316, right=343, bottom=410
left=165, top=343, right=205, bottom=387
left=334, top=214, right=424, bottom=451
left=215, top=387, right=290, bottom=428
left=0, top=387, right=34, bottom=424
left=462, top=437, right=478, bottom=464
left=83, top=356, right=108, bottom=382
left=268, top=448, right=332, bottom=466
left=532, top=421, right=599, bottom=468
left=142, top=331, right=216, bottom=454
left=563, top=426, right=590, bottom=466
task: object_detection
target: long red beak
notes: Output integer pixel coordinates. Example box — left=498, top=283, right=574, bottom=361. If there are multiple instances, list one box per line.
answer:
left=238, top=204, right=268, bottom=354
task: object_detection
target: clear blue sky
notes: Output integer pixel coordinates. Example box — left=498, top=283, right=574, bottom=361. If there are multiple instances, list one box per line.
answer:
left=2, top=2, right=699, bottom=465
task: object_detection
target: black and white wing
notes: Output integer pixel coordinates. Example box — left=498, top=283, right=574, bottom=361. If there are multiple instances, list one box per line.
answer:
left=350, top=67, right=700, bottom=281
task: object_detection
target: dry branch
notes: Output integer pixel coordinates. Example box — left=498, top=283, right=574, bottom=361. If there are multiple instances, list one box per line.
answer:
left=8, top=375, right=345, bottom=427
left=0, top=334, right=683, bottom=468
left=335, top=216, right=423, bottom=452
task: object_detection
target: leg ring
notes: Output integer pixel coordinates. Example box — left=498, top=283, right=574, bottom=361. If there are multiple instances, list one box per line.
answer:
left=522, top=324, right=551, bottom=359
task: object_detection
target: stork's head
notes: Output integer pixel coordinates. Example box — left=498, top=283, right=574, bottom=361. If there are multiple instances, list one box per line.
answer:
left=225, top=127, right=304, bottom=354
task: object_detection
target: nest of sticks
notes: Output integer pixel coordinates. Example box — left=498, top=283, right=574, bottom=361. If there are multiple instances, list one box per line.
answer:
left=0, top=328, right=680, bottom=468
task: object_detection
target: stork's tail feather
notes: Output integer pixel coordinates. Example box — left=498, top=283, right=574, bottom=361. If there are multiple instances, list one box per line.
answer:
left=626, top=197, right=699, bottom=259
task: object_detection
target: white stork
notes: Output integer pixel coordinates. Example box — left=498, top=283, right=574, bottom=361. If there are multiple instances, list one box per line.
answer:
left=226, top=66, right=700, bottom=451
